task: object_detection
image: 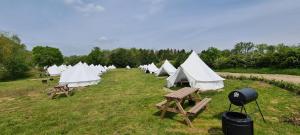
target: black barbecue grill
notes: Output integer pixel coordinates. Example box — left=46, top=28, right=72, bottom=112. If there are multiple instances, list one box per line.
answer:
left=227, top=88, right=265, bottom=121
left=222, top=112, right=253, bottom=135
left=222, top=88, right=266, bottom=135
left=228, top=88, right=258, bottom=106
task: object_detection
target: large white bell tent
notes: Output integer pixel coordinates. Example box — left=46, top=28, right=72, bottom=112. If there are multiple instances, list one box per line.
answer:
left=155, top=60, right=176, bottom=76
left=47, top=65, right=60, bottom=76
left=126, top=65, right=131, bottom=69
left=146, top=63, right=158, bottom=74
left=59, top=62, right=100, bottom=87
left=167, top=51, right=225, bottom=91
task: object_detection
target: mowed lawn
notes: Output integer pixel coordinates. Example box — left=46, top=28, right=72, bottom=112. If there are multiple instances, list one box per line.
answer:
left=0, top=69, right=299, bottom=135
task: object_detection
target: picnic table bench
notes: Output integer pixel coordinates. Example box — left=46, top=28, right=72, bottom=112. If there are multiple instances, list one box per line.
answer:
left=48, top=84, right=71, bottom=99
left=156, top=87, right=211, bottom=127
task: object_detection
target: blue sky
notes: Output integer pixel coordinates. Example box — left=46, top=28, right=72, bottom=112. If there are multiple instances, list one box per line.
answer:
left=0, top=0, right=300, bottom=55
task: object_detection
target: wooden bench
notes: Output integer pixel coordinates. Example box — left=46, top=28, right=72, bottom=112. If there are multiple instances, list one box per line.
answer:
left=156, top=100, right=168, bottom=109
left=187, top=98, right=211, bottom=116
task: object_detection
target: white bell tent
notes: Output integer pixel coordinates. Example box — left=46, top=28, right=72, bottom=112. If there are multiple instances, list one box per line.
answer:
left=126, top=65, right=131, bottom=69
left=146, top=63, right=158, bottom=74
left=167, top=51, right=224, bottom=91
left=59, top=62, right=100, bottom=87
left=47, top=65, right=60, bottom=76
left=156, top=60, right=176, bottom=76
left=58, top=65, right=67, bottom=73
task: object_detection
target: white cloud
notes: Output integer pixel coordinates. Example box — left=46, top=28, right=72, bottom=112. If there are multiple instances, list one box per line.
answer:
left=135, top=0, right=167, bottom=20
left=64, top=0, right=105, bottom=14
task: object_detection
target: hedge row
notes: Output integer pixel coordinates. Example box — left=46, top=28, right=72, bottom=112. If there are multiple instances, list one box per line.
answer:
left=222, top=75, right=300, bottom=95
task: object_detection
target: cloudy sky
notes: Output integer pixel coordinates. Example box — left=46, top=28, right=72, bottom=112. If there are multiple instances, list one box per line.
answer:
left=0, top=0, right=300, bottom=55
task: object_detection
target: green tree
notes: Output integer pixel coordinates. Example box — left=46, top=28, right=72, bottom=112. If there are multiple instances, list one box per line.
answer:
left=64, top=55, right=88, bottom=65
left=87, top=47, right=107, bottom=65
left=0, top=35, right=30, bottom=80
left=32, top=46, right=64, bottom=67
left=110, top=48, right=134, bottom=67
left=200, top=47, right=222, bottom=68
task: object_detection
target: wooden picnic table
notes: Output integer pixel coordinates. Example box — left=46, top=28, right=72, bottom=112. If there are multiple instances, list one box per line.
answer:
left=156, top=87, right=211, bottom=127
left=48, top=84, right=71, bottom=99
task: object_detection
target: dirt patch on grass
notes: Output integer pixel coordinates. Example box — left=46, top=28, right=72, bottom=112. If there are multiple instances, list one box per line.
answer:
left=218, top=72, right=300, bottom=84
left=281, top=112, right=300, bottom=126
left=0, top=97, right=15, bottom=102
left=27, top=91, right=41, bottom=97
left=270, top=99, right=279, bottom=104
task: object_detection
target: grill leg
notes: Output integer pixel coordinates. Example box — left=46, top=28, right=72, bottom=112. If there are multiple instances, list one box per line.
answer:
left=255, top=100, right=266, bottom=122
left=243, top=106, right=247, bottom=114
left=228, top=103, right=232, bottom=111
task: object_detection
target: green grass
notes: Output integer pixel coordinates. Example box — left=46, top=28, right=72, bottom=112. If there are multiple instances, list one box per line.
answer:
left=216, top=68, right=300, bottom=76
left=0, top=69, right=299, bottom=135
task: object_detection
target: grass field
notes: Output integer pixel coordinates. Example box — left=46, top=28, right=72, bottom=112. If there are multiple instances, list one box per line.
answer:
left=216, top=68, right=300, bottom=76
left=0, top=69, right=299, bottom=135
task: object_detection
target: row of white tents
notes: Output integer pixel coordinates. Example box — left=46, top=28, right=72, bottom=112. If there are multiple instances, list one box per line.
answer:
left=46, top=62, right=116, bottom=87
left=139, top=51, right=225, bottom=91
left=47, top=51, right=224, bottom=90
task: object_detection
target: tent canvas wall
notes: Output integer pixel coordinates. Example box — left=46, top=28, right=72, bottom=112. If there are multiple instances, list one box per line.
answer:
left=167, top=51, right=224, bottom=91
left=156, top=60, right=176, bottom=76
left=59, top=62, right=100, bottom=87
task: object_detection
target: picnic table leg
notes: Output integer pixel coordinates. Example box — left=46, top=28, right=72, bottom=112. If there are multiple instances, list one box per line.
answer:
left=180, top=97, right=186, bottom=105
left=195, top=91, right=202, bottom=102
left=160, top=100, right=170, bottom=119
left=65, top=91, right=69, bottom=97
left=175, top=100, right=193, bottom=127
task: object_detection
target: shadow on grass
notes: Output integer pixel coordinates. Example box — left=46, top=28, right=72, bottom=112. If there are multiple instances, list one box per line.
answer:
left=153, top=106, right=207, bottom=126
left=50, top=91, right=76, bottom=99
left=213, top=111, right=225, bottom=120
left=153, top=111, right=191, bottom=126
left=208, top=127, right=223, bottom=135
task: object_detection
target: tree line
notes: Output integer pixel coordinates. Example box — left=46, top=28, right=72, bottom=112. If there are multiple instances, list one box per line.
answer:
left=200, top=42, right=300, bottom=69
left=64, top=47, right=190, bottom=68
left=1, top=32, right=300, bottom=80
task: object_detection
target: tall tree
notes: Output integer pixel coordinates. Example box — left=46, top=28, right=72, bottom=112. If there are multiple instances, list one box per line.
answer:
left=0, top=35, right=30, bottom=80
left=32, top=46, right=63, bottom=67
left=86, top=47, right=107, bottom=65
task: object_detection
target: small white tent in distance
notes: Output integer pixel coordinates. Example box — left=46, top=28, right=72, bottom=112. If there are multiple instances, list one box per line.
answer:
left=59, top=62, right=100, bottom=87
left=156, top=60, right=176, bottom=76
left=47, top=65, right=60, bottom=76
left=167, top=51, right=225, bottom=91
left=126, top=65, right=131, bottom=69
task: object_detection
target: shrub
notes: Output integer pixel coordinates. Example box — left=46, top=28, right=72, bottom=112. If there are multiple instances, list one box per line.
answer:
left=221, top=75, right=300, bottom=95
